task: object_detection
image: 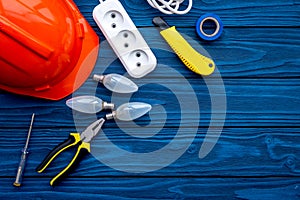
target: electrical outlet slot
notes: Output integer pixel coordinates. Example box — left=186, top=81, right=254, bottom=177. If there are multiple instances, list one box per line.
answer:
left=127, top=50, right=149, bottom=69
left=103, top=10, right=124, bottom=29
left=114, top=30, right=136, bottom=51
left=111, top=13, right=116, bottom=18
left=93, top=0, right=157, bottom=78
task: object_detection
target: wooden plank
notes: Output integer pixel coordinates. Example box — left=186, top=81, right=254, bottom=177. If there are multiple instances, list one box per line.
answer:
left=1, top=177, right=300, bottom=199
left=0, top=0, right=298, bottom=199
left=74, top=0, right=300, bottom=27
left=2, top=128, right=300, bottom=176
left=0, top=78, right=299, bottom=127
left=97, top=27, right=300, bottom=78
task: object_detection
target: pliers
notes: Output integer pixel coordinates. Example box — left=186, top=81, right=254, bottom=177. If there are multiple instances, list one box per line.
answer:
left=36, top=118, right=105, bottom=186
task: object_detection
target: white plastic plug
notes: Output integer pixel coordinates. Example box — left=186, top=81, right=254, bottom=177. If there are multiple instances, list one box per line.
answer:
left=93, top=0, right=157, bottom=78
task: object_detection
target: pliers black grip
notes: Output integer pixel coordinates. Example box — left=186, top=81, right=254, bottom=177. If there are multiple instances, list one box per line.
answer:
left=36, top=133, right=90, bottom=186
left=36, top=119, right=105, bottom=186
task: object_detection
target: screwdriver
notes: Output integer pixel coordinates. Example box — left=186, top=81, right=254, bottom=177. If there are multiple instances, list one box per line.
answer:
left=13, top=113, right=35, bottom=187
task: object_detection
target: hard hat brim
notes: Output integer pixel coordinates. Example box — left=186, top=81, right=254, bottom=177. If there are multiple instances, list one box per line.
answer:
left=0, top=1, right=99, bottom=101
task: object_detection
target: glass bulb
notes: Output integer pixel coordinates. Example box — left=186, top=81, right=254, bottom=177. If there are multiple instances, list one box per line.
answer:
left=106, top=102, right=152, bottom=121
left=93, top=74, right=138, bottom=93
left=66, top=96, right=114, bottom=114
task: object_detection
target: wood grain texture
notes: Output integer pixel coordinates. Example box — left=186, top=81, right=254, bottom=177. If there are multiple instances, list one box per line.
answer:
left=2, top=128, right=300, bottom=177
left=97, top=27, right=300, bottom=78
left=0, top=78, right=299, bottom=127
left=1, top=178, right=300, bottom=199
left=75, top=0, right=300, bottom=27
left=0, top=0, right=299, bottom=199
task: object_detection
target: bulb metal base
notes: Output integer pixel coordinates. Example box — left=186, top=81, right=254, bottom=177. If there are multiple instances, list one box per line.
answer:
left=93, top=74, right=105, bottom=83
left=103, top=102, right=115, bottom=110
left=106, top=111, right=116, bottom=120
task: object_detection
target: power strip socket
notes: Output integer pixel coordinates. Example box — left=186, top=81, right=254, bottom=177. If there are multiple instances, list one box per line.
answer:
left=93, top=0, right=157, bottom=78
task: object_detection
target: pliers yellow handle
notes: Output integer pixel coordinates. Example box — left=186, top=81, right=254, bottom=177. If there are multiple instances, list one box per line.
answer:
left=36, top=133, right=90, bottom=186
left=36, top=119, right=105, bottom=186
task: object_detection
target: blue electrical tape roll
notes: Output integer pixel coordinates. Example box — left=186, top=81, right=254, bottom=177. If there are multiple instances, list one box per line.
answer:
left=196, top=13, right=223, bottom=41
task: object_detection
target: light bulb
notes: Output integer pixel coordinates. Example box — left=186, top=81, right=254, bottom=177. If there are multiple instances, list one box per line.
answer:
left=93, top=73, right=138, bottom=93
left=106, top=102, right=152, bottom=121
left=66, top=96, right=114, bottom=114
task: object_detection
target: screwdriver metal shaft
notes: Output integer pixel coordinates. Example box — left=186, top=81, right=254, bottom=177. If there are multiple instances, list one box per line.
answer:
left=13, top=113, right=35, bottom=187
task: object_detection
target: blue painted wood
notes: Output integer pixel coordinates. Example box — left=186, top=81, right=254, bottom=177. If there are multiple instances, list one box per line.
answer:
left=0, top=78, right=300, bottom=127
left=94, top=27, right=300, bottom=78
left=1, top=178, right=300, bottom=199
left=0, top=0, right=299, bottom=199
left=75, top=0, right=300, bottom=27
left=1, top=128, right=300, bottom=177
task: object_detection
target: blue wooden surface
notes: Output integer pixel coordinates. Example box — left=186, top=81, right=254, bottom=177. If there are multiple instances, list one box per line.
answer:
left=1, top=0, right=300, bottom=199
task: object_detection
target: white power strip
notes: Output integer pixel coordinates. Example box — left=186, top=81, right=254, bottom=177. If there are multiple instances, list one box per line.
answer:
left=93, top=0, right=157, bottom=78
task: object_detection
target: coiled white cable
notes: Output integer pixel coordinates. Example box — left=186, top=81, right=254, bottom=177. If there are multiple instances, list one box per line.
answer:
left=147, top=0, right=193, bottom=15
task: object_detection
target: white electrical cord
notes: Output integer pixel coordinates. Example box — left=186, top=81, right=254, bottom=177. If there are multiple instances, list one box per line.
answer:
left=147, top=0, right=192, bottom=15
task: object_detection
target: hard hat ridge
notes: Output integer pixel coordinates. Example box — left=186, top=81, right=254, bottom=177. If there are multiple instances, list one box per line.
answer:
left=0, top=0, right=99, bottom=100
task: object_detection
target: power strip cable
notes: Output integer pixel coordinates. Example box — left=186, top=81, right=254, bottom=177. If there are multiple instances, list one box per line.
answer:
left=146, top=0, right=193, bottom=15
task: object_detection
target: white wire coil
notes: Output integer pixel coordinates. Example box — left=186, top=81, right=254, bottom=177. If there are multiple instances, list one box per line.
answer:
left=146, top=0, right=193, bottom=15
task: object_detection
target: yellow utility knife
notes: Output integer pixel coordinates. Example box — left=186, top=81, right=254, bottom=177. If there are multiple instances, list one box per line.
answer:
left=153, top=17, right=215, bottom=76
left=36, top=119, right=105, bottom=186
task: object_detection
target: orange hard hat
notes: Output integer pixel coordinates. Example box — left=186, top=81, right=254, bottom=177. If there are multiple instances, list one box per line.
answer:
left=0, top=0, right=99, bottom=100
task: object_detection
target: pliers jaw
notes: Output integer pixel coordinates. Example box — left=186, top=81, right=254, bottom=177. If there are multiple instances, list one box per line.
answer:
left=80, top=118, right=105, bottom=143
left=36, top=118, right=105, bottom=186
